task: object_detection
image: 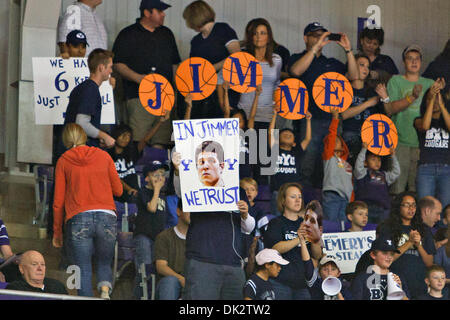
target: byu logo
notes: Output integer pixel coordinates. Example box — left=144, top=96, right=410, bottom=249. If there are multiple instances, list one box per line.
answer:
left=386, top=240, right=392, bottom=246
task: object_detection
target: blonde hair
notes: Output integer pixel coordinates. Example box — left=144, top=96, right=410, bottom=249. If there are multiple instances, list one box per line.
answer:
left=240, top=177, right=258, bottom=190
left=62, top=123, right=87, bottom=149
left=182, top=0, right=215, bottom=30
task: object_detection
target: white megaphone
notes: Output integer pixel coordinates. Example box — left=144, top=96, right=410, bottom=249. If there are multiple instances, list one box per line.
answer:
left=386, top=272, right=405, bottom=300
left=322, top=276, right=342, bottom=296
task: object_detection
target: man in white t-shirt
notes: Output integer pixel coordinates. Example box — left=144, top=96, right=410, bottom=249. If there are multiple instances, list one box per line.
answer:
left=57, top=0, right=108, bottom=56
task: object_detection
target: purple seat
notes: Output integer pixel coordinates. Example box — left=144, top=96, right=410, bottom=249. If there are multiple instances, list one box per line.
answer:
left=344, top=221, right=378, bottom=231
left=322, top=220, right=343, bottom=233
left=136, top=146, right=169, bottom=166
left=0, top=282, right=7, bottom=289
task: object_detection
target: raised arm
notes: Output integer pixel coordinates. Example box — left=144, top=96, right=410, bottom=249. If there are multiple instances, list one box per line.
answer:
left=290, top=32, right=331, bottom=77
left=247, top=85, right=262, bottom=130
left=300, top=112, right=312, bottom=150
left=137, top=113, right=170, bottom=153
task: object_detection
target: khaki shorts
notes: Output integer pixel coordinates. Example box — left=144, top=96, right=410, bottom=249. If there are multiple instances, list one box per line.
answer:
left=390, top=144, right=419, bottom=194
left=126, top=98, right=173, bottom=145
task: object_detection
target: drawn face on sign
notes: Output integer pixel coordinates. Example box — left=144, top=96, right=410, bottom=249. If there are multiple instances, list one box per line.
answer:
left=196, top=149, right=225, bottom=188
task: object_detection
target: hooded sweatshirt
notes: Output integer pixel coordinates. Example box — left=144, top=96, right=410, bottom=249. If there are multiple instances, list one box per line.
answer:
left=53, top=145, right=123, bottom=240
left=322, top=118, right=354, bottom=201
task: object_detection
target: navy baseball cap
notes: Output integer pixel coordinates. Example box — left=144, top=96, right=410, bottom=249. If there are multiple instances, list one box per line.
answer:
left=304, top=22, right=328, bottom=35
left=370, top=235, right=400, bottom=253
left=140, top=0, right=171, bottom=11
left=143, top=160, right=169, bottom=176
left=66, top=30, right=88, bottom=46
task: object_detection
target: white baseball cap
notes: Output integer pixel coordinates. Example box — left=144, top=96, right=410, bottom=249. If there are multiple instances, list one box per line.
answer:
left=255, top=249, right=289, bottom=266
left=319, top=255, right=340, bottom=268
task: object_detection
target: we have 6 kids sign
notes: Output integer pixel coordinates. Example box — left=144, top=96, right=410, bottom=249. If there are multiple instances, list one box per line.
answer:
left=173, top=118, right=240, bottom=212
left=32, top=57, right=115, bottom=125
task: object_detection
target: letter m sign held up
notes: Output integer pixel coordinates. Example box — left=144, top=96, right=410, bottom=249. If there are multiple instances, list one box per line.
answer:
left=222, top=52, right=263, bottom=93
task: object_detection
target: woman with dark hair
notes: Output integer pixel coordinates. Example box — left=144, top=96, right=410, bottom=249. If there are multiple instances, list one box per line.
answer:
left=182, top=0, right=241, bottom=118
left=263, top=183, right=323, bottom=300
left=107, top=124, right=140, bottom=203
left=238, top=18, right=282, bottom=130
left=414, top=82, right=450, bottom=208
left=423, top=39, right=450, bottom=93
left=378, top=191, right=436, bottom=299
left=358, top=27, right=398, bottom=78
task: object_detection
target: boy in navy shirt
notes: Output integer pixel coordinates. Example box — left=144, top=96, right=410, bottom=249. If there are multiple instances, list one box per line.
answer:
left=417, top=265, right=448, bottom=300
left=351, top=235, right=410, bottom=300
left=345, top=201, right=369, bottom=232
left=243, top=248, right=289, bottom=300
left=268, top=108, right=312, bottom=215
left=354, top=143, right=400, bottom=224
left=64, top=48, right=115, bottom=149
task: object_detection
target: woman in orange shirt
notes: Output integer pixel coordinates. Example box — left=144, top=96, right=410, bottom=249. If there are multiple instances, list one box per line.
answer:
left=52, top=123, right=122, bottom=299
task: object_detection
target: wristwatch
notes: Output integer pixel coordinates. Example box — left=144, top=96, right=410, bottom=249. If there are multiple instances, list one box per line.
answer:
left=381, top=96, right=390, bottom=103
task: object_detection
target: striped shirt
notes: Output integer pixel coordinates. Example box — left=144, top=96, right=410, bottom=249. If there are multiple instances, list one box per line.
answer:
left=0, top=219, right=10, bottom=246
left=57, top=1, right=108, bottom=56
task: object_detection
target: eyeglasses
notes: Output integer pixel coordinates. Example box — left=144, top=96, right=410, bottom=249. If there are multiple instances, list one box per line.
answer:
left=401, top=203, right=416, bottom=208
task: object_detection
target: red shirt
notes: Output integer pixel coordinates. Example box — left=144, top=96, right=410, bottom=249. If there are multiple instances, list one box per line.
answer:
left=53, top=145, right=123, bottom=239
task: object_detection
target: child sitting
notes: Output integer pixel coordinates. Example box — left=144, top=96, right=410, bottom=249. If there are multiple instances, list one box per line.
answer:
left=417, top=265, right=448, bottom=300
left=354, top=143, right=400, bottom=224
left=133, top=162, right=169, bottom=299
left=322, top=109, right=353, bottom=222
left=351, top=235, right=410, bottom=300
left=345, top=201, right=369, bottom=232
left=243, top=248, right=289, bottom=300
left=269, top=108, right=312, bottom=216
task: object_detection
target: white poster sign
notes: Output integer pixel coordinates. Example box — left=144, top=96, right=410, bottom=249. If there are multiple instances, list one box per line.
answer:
left=173, top=118, right=241, bottom=212
left=32, top=57, right=115, bottom=125
left=321, top=231, right=376, bottom=274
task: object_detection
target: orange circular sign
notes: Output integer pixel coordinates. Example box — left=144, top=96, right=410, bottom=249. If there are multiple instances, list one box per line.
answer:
left=139, top=73, right=175, bottom=116
left=222, top=52, right=263, bottom=93
left=361, top=114, right=398, bottom=156
left=274, top=78, right=309, bottom=120
left=175, top=57, right=217, bottom=101
left=312, top=72, right=353, bottom=113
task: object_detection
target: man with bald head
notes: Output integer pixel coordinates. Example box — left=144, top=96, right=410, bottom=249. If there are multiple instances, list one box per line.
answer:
left=6, top=250, right=67, bottom=294
left=418, top=196, right=443, bottom=229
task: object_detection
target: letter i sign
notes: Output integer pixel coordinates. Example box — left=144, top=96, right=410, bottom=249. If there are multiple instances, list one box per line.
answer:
left=361, top=114, right=398, bottom=156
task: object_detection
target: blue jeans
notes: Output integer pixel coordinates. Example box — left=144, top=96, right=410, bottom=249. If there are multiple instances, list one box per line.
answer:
left=416, top=163, right=450, bottom=208
left=269, top=279, right=311, bottom=300
left=183, top=259, right=246, bottom=300
left=298, top=118, right=331, bottom=188
left=322, top=191, right=348, bottom=223
left=67, top=211, right=117, bottom=297
left=133, top=234, right=154, bottom=299
left=367, top=203, right=389, bottom=224
left=156, top=276, right=182, bottom=300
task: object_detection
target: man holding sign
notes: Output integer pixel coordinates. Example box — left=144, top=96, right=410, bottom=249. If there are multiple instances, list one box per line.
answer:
left=63, top=49, right=115, bottom=149
left=112, top=0, right=181, bottom=147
